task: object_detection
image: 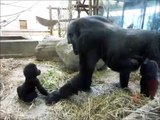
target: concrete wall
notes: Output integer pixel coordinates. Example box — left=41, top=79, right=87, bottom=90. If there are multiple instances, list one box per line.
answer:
left=0, top=40, right=38, bottom=58
left=1, top=30, right=50, bottom=40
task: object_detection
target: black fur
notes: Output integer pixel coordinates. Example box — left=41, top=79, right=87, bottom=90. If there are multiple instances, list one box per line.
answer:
left=46, top=16, right=160, bottom=104
left=17, top=63, right=48, bottom=103
left=140, top=59, right=159, bottom=99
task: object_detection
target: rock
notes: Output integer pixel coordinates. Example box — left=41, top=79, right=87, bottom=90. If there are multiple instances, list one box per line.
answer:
left=55, top=39, right=79, bottom=71
left=35, top=36, right=65, bottom=60
left=55, top=39, right=106, bottom=71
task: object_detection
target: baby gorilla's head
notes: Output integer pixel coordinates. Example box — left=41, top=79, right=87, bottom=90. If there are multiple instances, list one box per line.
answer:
left=23, top=63, right=41, bottom=79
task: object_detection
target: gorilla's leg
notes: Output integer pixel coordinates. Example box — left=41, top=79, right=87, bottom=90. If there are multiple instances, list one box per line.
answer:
left=46, top=50, right=99, bottom=104
left=119, top=59, right=140, bottom=88
left=17, top=86, right=21, bottom=98
left=140, top=59, right=159, bottom=99
left=24, top=92, right=37, bottom=103
left=119, top=71, right=131, bottom=88
left=110, top=58, right=140, bottom=88
left=17, top=86, right=37, bottom=103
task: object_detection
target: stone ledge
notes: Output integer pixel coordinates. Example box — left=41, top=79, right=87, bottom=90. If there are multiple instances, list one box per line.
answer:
left=0, top=40, right=38, bottom=58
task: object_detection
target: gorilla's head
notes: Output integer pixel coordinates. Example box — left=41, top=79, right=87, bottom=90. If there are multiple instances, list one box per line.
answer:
left=67, top=19, right=103, bottom=55
left=23, top=63, right=41, bottom=79
left=67, top=16, right=113, bottom=55
left=67, top=20, right=80, bottom=55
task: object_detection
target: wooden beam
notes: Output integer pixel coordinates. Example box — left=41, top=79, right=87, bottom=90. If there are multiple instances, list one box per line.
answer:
left=68, top=0, right=72, bottom=19
left=48, top=6, right=53, bottom=35
left=57, top=8, right=61, bottom=37
left=89, top=0, right=92, bottom=15
left=74, top=4, right=102, bottom=8
left=47, top=7, right=68, bottom=10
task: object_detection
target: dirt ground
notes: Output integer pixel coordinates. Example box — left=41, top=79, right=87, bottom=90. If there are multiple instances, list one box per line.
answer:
left=0, top=57, right=160, bottom=120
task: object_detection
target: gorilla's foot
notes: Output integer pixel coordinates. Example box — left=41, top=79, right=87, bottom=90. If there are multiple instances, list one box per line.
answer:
left=122, top=87, right=133, bottom=94
left=80, top=86, right=91, bottom=92
left=45, top=91, right=61, bottom=105
left=112, top=82, right=132, bottom=93
left=113, top=82, right=121, bottom=88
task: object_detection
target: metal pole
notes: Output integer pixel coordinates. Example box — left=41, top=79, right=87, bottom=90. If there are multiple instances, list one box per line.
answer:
left=121, top=1, right=125, bottom=27
left=141, top=0, right=147, bottom=29
left=107, top=0, right=110, bottom=18
left=57, top=8, right=61, bottom=37
left=49, top=5, right=53, bottom=35
left=68, top=0, right=72, bottom=20
left=89, top=0, right=92, bottom=15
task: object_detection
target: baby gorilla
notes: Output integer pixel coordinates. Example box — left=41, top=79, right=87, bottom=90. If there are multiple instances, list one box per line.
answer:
left=140, top=59, right=159, bottom=99
left=17, top=63, right=48, bottom=103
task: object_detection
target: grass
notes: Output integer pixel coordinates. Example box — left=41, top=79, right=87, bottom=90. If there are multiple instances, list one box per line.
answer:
left=0, top=58, right=151, bottom=120
left=46, top=90, right=149, bottom=120
left=40, top=67, right=149, bottom=120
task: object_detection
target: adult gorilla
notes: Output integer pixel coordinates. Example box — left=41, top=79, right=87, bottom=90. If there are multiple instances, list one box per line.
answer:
left=46, top=16, right=160, bottom=104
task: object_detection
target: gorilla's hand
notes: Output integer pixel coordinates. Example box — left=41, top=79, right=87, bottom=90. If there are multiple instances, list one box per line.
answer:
left=45, top=91, right=61, bottom=105
left=45, top=81, right=79, bottom=105
left=130, top=59, right=141, bottom=71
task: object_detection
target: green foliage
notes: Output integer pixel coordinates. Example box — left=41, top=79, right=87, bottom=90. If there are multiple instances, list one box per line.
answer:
left=40, top=69, right=76, bottom=92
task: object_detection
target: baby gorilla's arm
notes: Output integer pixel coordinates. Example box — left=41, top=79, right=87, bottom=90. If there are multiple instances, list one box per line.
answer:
left=35, top=79, right=48, bottom=95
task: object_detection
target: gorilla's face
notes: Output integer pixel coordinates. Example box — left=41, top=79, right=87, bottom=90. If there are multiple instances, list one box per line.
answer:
left=37, top=69, right=41, bottom=75
left=67, top=21, right=80, bottom=55
left=67, top=32, right=79, bottom=55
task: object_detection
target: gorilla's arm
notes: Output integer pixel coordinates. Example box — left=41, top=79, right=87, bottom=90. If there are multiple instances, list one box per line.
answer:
left=70, top=50, right=100, bottom=91
left=35, top=79, right=48, bottom=95
left=59, top=49, right=99, bottom=96
left=45, top=50, right=99, bottom=104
